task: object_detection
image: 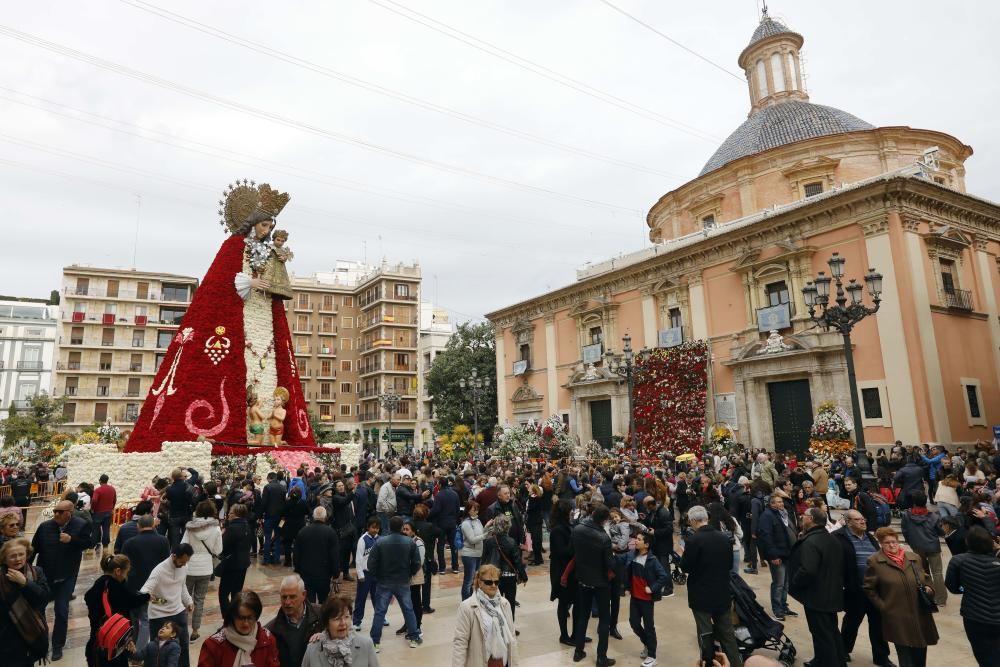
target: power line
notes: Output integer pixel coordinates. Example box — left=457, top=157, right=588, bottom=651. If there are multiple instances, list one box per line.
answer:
left=0, top=23, right=641, bottom=215
left=596, top=0, right=745, bottom=81
left=117, top=0, right=684, bottom=180
left=0, top=86, right=623, bottom=234
left=366, top=0, right=720, bottom=142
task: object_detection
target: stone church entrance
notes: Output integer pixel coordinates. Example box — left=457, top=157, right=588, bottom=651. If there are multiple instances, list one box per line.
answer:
left=767, top=379, right=813, bottom=455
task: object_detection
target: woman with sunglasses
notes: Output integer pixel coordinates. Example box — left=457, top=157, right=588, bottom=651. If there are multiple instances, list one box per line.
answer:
left=0, top=512, right=22, bottom=545
left=452, top=564, right=519, bottom=667
left=197, top=590, right=279, bottom=667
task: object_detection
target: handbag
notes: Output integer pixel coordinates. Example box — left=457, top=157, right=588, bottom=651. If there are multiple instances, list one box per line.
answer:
left=909, top=561, right=938, bottom=613
left=199, top=538, right=231, bottom=578
left=96, top=582, right=133, bottom=659
left=0, top=566, right=48, bottom=660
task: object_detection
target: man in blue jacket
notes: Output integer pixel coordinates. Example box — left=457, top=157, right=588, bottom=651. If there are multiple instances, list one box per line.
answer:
left=919, top=446, right=945, bottom=503
left=367, top=516, right=422, bottom=650
left=756, top=493, right=798, bottom=620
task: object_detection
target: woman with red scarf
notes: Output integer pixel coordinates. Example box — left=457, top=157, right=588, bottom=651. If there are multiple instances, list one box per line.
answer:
left=863, top=527, right=939, bottom=667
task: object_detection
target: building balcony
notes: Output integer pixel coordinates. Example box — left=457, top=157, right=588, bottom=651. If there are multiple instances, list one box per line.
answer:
left=316, top=370, right=337, bottom=380
left=63, top=387, right=78, bottom=396
left=63, top=286, right=192, bottom=303
left=16, top=361, right=44, bottom=370
left=294, top=348, right=311, bottom=356
left=292, top=324, right=313, bottom=334
left=359, top=363, right=382, bottom=377
left=316, top=392, right=337, bottom=402
left=293, top=302, right=313, bottom=313
left=317, top=346, right=336, bottom=357
left=941, top=288, right=973, bottom=311
left=318, top=325, right=339, bottom=335
left=383, top=362, right=418, bottom=373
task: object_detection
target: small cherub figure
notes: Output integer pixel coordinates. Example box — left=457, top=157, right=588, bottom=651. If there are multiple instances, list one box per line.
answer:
left=247, top=387, right=265, bottom=445
left=268, top=386, right=289, bottom=446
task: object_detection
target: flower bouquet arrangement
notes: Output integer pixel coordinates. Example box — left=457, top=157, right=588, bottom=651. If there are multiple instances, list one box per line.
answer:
left=808, top=401, right=854, bottom=460
left=437, top=424, right=481, bottom=461
left=632, top=340, right=709, bottom=458
left=97, top=420, right=122, bottom=444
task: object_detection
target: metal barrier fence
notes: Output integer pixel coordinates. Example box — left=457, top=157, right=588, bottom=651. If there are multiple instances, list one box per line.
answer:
left=0, top=480, right=67, bottom=502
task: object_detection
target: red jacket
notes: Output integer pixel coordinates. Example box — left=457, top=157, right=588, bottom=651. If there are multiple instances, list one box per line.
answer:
left=197, top=625, right=280, bottom=667
left=91, top=484, right=117, bottom=513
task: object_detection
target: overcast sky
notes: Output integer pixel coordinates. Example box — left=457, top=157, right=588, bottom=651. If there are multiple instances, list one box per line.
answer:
left=2, top=1, right=998, bottom=322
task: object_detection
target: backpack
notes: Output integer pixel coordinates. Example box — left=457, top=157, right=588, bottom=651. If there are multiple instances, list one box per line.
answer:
left=867, top=492, right=892, bottom=527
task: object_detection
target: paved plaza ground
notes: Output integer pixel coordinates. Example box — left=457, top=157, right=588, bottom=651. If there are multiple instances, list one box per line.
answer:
left=46, top=518, right=975, bottom=666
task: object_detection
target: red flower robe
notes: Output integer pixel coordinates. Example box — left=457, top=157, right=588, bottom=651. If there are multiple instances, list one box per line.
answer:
left=125, top=235, right=316, bottom=454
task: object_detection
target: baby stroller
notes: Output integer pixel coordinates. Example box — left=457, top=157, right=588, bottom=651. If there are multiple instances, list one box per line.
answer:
left=669, top=550, right=687, bottom=585
left=729, top=573, right=796, bottom=666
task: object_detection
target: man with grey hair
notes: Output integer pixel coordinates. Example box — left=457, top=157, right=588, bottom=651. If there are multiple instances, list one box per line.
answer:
left=789, top=507, right=846, bottom=667
left=294, top=505, right=340, bottom=603
left=266, top=574, right=322, bottom=667
left=122, top=512, right=169, bottom=652
left=680, top=505, right=743, bottom=667
left=375, top=473, right=400, bottom=533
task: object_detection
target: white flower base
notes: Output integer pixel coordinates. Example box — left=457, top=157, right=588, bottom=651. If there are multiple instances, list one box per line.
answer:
left=336, top=442, right=362, bottom=469
left=66, top=441, right=213, bottom=502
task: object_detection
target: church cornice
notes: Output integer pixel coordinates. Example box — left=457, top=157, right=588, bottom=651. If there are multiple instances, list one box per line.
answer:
left=487, top=177, right=1000, bottom=329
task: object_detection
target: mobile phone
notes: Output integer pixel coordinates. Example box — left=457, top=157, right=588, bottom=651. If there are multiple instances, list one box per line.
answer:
left=699, top=631, right=716, bottom=666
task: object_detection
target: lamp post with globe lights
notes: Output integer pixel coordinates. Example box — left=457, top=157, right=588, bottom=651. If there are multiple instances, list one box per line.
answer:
left=459, top=368, right=484, bottom=447
left=604, top=334, right=649, bottom=459
left=378, top=390, right=401, bottom=457
left=801, top=252, right=883, bottom=487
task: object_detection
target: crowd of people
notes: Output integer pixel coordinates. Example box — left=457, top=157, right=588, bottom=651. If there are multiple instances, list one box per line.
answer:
left=0, top=438, right=999, bottom=666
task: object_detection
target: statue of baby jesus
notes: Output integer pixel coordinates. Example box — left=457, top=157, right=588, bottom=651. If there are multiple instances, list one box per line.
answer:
left=264, top=228, right=293, bottom=299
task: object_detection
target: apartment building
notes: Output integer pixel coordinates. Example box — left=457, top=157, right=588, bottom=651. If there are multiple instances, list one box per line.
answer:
left=54, top=266, right=199, bottom=431
left=288, top=260, right=423, bottom=448
left=417, top=304, right=454, bottom=443
left=0, top=299, right=58, bottom=415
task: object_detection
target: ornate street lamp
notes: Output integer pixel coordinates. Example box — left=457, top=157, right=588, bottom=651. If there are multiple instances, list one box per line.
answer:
left=605, top=334, right=649, bottom=459
left=378, top=390, right=401, bottom=457
left=802, top=252, right=883, bottom=488
left=459, top=368, right=484, bottom=447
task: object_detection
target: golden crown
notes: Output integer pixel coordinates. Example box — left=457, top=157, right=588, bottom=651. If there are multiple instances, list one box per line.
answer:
left=217, top=179, right=291, bottom=234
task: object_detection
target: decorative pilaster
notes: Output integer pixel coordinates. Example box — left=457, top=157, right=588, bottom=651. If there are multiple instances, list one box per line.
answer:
left=687, top=273, right=709, bottom=341
left=544, top=317, right=559, bottom=416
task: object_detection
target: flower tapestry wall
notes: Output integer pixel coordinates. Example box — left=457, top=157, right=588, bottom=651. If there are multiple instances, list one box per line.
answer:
left=632, top=341, right=709, bottom=457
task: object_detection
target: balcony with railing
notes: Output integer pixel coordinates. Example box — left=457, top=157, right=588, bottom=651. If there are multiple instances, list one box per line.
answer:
left=383, top=361, right=418, bottom=373
left=317, top=345, right=337, bottom=357
left=359, top=361, right=382, bottom=376
left=940, top=288, right=973, bottom=311
left=318, top=325, right=339, bottom=335
left=316, top=368, right=337, bottom=379
left=16, top=361, right=44, bottom=370
left=316, top=392, right=337, bottom=402
left=64, top=286, right=192, bottom=303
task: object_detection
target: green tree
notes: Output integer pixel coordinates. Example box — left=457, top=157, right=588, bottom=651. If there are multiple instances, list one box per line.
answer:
left=0, top=392, right=68, bottom=447
left=309, top=410, right=333, bottom=443
left=49, top=290, right=60, bottom=305
left=425, top=321, right=497, bottom=441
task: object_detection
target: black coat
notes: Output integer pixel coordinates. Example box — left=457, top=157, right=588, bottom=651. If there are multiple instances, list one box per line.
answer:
left=395, top=485, right=421, bottom=517
left=0, top=564, right=50, bottom=665
left=121, top=530, right=170, bottom=593
left=832, top=526, right=878, bottom=596
left=642, top=504, right=673, bottom=557
left=945, top=552, right=1000, bottom=625
left=330, top=491, right=356, bottom=538
left=483, top=533, right=528, bottom=582
left=844, top=489, right=878, bottom=530
left=428, top=487, right=460, bottom=530
left=164, top=480, right=193, bottom=519
left=280, top=499, right=309, bottom=541
left=84, top=574, right=149, bottom=667
left=570, top=519, right=614, bottom=588
left=219, top=518, right=252, bottom=574
left=893, top=463, right=926, bottom=507
left=31, top=517, right=91, bottom=582
left=265, top=601, right=323, bottom=667
left=488, top=499, right=525, bottom=544
left=679, top=525, right=733, bottom=614
left=367, top=531, right=420, bottom=587
left=293, top=521, right=340, bottom=582
left=756, top=507, right=794, bottom=561
left=549, top=522, right=574, bottom=601
left=789, top=527, right=844, bottom=613
left=260, top=481, right=286, bottom=518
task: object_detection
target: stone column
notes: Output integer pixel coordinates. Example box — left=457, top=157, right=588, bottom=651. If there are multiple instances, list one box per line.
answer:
left=544, top=316, right=559, bottom=417
left=902, top=217, right=952, bottom=443
left=641, top=288, right=658, bottom=349
left=863, top=216, right=920, bottom=445
left=495, top=329, right=507, bottom=422
left=974, top=239, right=1000, bottom=392
left=688, top=274, right=709, bottom=341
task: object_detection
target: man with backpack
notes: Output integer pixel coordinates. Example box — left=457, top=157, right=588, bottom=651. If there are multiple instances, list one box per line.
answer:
left=900, top=490, right=946, bottom=606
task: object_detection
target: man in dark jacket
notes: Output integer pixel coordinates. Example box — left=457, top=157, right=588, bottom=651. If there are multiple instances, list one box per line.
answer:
left=941, top=516, right=967, bottom=556
left=165, top=467, right=194, bottom=547
left=265, top=574, right=323, bottom=667
left=395, top=477, right=422, bottom=520
left=294, top=506, right=340, bottom=604
left=679, top=505, right=743, bottom=667
left=261, top=472, right=287, bottom=565
left=489, top=485, right=525, bottom=546
left=833, top=511, right=892, bottom=667
left=756, top=493, right=797, bottom=620
left=31, top=498, right=91, bottom=660
left=900, top=490, right=946, bottom=606
left=571, top=504, right=616, bottom=666
left=641, top=496, right=674, bottom=597
left=368, top=515, right=422, bottom=648
left=428, top=476, right=461, bottom=573
left=744, top=481, right=768, bottom=574
left=114, top=500, right=153, bottom=553
left=789, top=507, right=846, bottom=667
left=122, top=513, right=170, bottom=652
left=892, top=456, right=926, bottom=510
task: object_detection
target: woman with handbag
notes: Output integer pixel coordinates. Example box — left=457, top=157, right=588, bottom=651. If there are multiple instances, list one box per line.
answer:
left=83, top=553, right=150, bottom=667
left=180, top=501, right=223, bottom=640
left=217, top=504, right=252, bottom=614
left=864, top=526, right=939, bottom=667
left=481, top=514, right=527, bottom=625
left=451, top=563, right=519, bottom=667
left=0, top=538, right=51, bottom=667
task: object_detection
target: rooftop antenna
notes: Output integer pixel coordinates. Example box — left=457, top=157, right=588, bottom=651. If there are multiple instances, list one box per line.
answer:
left=131, top=194, right=142, bottom=269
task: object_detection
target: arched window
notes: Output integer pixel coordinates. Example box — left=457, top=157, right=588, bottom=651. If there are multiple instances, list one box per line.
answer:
left=771, top=53, right=786, bottom=92
left=786, top=52, right=797, bottom=89
left=756, top=60, right=768, bottom=98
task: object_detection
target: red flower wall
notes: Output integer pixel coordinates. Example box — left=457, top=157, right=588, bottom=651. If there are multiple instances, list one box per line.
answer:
left=631, top=341, right=709, bottom=457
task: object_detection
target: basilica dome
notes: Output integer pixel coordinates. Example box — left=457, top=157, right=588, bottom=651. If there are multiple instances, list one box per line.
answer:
left=699, top=101, right=874, bottom=176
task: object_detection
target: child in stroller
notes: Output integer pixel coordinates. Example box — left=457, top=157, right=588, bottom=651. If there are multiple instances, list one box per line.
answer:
left=729, top=572, right=796, bottom=666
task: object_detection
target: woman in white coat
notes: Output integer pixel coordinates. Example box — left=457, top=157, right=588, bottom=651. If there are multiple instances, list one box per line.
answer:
left=180, top=499, right=222, bottom=640
left=452, top=563, right=519, bottom=667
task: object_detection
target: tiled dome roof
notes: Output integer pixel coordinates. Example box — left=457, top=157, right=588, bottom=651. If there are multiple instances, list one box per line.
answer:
left=698, top=101, right=874, bottom=175
left=747, top=16, right=791, bottom=48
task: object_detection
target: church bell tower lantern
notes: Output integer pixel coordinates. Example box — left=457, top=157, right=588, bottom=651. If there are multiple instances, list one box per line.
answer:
left=739, top=9, right=809, bottom=113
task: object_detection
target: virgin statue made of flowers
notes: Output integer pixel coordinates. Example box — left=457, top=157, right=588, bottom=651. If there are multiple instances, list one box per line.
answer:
left=125, top=180, right=316, bottom=454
